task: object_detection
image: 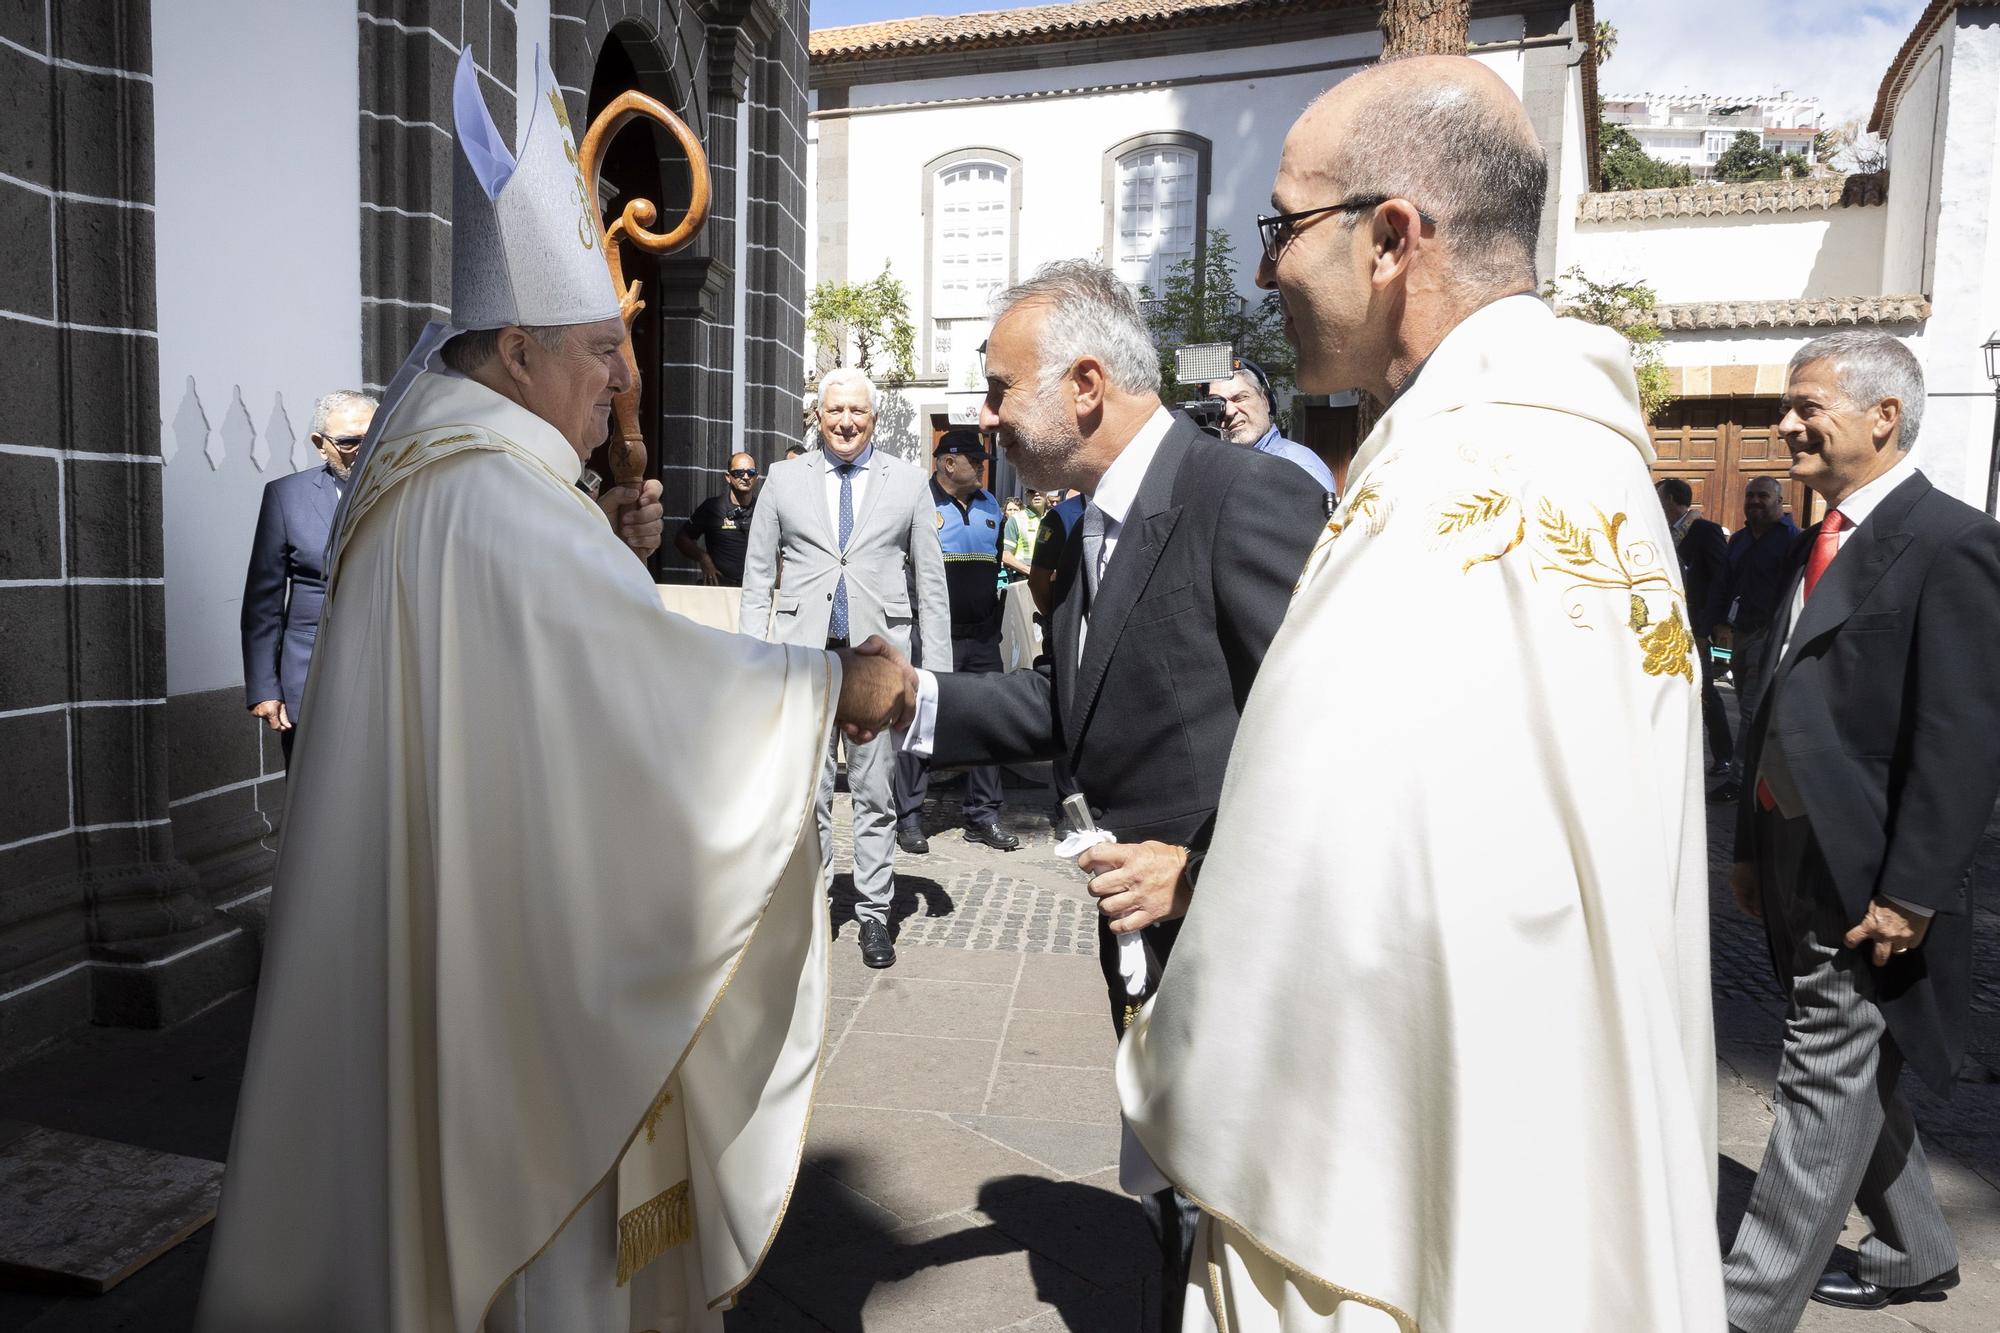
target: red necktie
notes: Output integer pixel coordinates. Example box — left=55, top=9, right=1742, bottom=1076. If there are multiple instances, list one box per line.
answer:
left=1758, top=510, right=1847, bottom=810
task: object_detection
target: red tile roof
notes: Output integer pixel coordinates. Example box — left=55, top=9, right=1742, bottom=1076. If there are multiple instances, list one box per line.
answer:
left=811, top=0, right=1373, bottom=64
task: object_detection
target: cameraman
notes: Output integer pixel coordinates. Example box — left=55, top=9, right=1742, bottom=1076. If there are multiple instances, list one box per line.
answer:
left=1206, top=359, right=1336, bottom=494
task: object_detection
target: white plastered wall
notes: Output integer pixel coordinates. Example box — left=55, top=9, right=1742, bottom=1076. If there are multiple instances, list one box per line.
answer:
left=1907, top=12, right=2000, bottom=509
left=155, top=1, right=362, bottom=696
left=1569, top=208, right=1889, bottom=305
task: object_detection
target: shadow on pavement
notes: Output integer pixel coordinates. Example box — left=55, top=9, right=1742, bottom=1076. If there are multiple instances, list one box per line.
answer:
left=826, top=872, right=954, bottom=940
left=731, top=1160, right=1149, bottom=1331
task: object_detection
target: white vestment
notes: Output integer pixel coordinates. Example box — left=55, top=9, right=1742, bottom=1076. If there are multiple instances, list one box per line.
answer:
left=1119, top=295, right=1726, bottom=1332
left=196, top=372, right=835, bottom=1333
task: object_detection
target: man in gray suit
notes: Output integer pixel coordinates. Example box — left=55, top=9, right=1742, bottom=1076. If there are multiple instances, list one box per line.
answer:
left=741, top=367, right=951, bottom=968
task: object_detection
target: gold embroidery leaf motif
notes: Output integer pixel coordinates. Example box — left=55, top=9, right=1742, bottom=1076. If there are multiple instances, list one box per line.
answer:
left=1538, top=497, right=1597, bottom=567
left=1435, top=489, right=1513, bottom=536
left=1345, top=480, right=1389, bottom=536
left=1640, top=602, right=1696, bottom=681
left=1628, top=593, right=1649, bottom=632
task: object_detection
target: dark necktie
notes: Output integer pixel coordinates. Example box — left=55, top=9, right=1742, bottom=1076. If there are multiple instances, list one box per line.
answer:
left=1757, top=509, right=1846, bottom=811
left=1081, top=502, right=1106, bottom=605
left=830, top=463, right=856, bottom=641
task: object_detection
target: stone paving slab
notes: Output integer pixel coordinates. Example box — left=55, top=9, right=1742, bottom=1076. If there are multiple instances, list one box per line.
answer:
left=0, top=1123, right=222, bottom=1296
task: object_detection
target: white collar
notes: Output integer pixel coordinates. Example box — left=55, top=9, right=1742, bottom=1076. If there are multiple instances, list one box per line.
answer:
left=1087, top=406, right=1174, bottom=525
left=1830, top=451, right=1917, bottom=530
left=823, top=442, right=874, bottom=473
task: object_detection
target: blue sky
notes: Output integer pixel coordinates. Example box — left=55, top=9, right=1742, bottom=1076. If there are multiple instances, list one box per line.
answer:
left=809, top=0, right=1927, bottom=130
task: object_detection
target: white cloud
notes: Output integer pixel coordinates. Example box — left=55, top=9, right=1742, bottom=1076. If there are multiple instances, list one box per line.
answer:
left=1595, top=0, right=1926, bottom=131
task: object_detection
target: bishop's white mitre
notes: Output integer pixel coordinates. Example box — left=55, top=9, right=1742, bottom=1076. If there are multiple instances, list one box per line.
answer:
left=449, top=43, right=621, bottom=331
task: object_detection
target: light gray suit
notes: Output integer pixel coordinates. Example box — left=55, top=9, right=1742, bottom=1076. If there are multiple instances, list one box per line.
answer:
left=740, top=446, right=950, bottom=927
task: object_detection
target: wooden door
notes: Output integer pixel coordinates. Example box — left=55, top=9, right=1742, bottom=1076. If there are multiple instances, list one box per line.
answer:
left=1650, top=396, right=1811, bottom=531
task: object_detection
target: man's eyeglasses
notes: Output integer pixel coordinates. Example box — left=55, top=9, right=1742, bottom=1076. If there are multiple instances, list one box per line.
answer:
left=318, top=433, right=368, bottom=448
left=727, top=468, right=759, bottom=479
left=1256, top=195, right=1440, bottom=263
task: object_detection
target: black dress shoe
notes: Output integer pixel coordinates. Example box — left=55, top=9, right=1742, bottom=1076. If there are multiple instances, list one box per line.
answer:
left=1811, top=1264, right=1958, bottom=1310
left=896, top=822, right=929, bottom=855
left=964, top=820, right=1021, bottom=851
left=858, top=920, right=896, bottom=969
left=1709, top=780, right=1742, bottom=803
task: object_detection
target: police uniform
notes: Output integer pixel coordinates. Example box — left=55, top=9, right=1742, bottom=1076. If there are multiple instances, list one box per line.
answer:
left=896, top=441, right=1016, bottom=849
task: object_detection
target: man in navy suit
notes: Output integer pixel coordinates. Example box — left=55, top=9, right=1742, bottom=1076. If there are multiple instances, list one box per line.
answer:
left=241, top=390, right=377, bottom=763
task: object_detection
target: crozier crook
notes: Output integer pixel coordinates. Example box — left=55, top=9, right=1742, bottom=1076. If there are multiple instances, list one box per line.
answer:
left=578, top=91, right=712, bottom=487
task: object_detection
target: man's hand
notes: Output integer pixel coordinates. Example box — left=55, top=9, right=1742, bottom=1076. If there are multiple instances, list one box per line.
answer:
left=696, top=555, right=721, bottom=587
left=598, top=479, right=664, bottom=561
left=249, top=700, right=292, bottom=732
left=1729, top=861, right=1761, bottom=921
left=836, top=636, right=917, bottom=742
left=1712, top=625, right=1734, bottom=650
left=1845, top=897, right=1932, bottom=967
left=834, top=635, right=916, bottom=740
left=1080, top=841, right=1191, bottom=934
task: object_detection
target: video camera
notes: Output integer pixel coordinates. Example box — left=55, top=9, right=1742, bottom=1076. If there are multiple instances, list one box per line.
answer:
left=1174, top=396, right=1226, bottom=436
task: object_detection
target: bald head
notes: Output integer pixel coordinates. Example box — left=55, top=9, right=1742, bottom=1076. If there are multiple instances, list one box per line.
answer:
left=1294, top=55, right=1546, bottom=296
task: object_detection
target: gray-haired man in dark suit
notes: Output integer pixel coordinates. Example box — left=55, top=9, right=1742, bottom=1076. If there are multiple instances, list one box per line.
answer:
left=241, top=390, right=376, bottom=765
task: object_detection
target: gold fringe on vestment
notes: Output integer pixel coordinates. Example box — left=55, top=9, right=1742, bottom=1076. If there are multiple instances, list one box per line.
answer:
left=616, top=1179, right=692, bottom=1286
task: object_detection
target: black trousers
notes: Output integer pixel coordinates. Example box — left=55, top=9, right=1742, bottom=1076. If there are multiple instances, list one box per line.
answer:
left=1699, top=646, right=1733, bottom=768
left=895, top=630, right=1005, bottom=827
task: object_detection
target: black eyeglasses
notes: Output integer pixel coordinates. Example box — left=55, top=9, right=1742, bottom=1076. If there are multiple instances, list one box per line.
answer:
left=727, top=468, right=758, bottom=479
left=318, top=433, right=368, bottom=448
left=1256, top=195, right=1440, bottom=263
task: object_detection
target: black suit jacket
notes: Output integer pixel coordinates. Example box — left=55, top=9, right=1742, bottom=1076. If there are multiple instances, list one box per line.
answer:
left=241, top=465, right=340, bottom=721
left=1733, top=470, right=2000, bottom=1092
left=933, top=416, right=1326, bottom=853
left=1673, top=515, right=1727, bottom=638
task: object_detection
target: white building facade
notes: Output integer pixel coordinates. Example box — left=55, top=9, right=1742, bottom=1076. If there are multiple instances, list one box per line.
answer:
left=1601, top=91, right=1821, bottom=178
left=807, top=0, right=1597, bottom=469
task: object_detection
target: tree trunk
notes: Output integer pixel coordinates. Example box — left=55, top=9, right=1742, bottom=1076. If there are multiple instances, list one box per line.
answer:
left=1378, top=0, right=1470, bottom=58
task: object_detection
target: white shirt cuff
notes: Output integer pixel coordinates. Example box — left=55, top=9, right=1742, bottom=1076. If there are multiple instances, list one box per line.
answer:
left=897, top=668, right=939, bottom=757
left=1884, top=894, right=1936, bottom=919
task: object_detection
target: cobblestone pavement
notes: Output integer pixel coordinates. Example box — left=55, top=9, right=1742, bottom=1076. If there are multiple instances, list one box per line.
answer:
left=2, top=761, right=1997, bottom=1331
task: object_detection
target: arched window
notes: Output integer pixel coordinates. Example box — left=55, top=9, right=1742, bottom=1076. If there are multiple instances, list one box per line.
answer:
left=923, top=149, right=1021, bottom=380
left=1104, top=133, right=1211, bottom=302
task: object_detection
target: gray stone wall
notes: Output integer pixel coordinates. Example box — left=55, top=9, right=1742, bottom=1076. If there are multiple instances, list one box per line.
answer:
left=358, top=1, right=518, bottom=391
left=0, top=0, right=255, bottom=1061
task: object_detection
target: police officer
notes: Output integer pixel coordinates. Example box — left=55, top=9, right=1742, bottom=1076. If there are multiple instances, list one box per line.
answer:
left=895, top=431, right=1022, bottom=854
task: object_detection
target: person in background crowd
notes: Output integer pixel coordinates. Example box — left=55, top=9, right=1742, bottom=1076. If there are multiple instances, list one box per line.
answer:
left=1724, top=331, right=2000, bottom=1333
left=1001, top=489, right=1044, bottom=586
left=674, top=451, right=759, bottom=586
left=1029, top=490, right=1081, bottom=618
left=785, top=442, right=809, bottom=459
left=1658, top=476, right=1731, bottom=780
left=740, top=367, right=951, bottom=970
left=1708, top=476, right=1802, bottom=802
left=1206, top=358, right=1337, bottom=494
left=241, top=389, right=377, bottom=765
left=895, top=430, right=1021, bottom=856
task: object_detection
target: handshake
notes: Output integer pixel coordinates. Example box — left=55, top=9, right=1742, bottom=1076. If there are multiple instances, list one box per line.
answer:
left=832, top=636, right=920, bottom=742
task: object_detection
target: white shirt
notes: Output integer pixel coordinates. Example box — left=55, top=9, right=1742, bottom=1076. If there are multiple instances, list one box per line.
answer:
left=900, top=406, right=1176, bottom=757
left=821, top=442, right=873, bottom=541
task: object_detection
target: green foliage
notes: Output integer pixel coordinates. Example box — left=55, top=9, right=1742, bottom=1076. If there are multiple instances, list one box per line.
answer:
left=1600, top=119, right=1692, bottom=191
left=1140, top=228, right=1292, bottom=406
left=1544, top=267, right=1673, bottom=422
left=1712, top=130, right=1807, bottom=184
left=1593, top=19, right=1616, bottom=64
left=806, top=262, right=916, bottom=384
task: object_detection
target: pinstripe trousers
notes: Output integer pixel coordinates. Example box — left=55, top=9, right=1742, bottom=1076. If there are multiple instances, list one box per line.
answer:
left=1722, top=811, right=1957, bottom=1333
